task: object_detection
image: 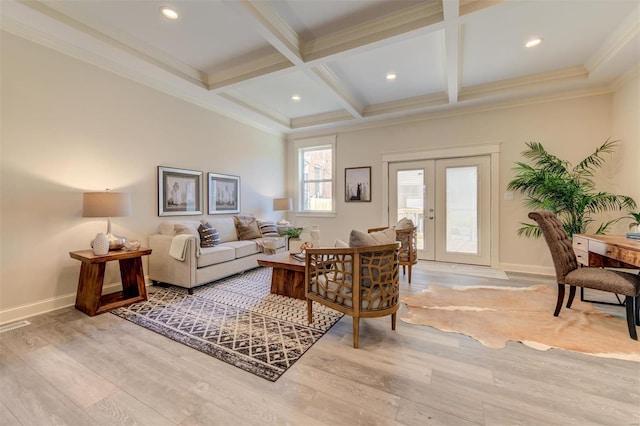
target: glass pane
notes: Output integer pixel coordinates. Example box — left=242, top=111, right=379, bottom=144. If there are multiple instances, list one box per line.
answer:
left=445, top=166, right=478, bottom=254
left=302, top=182, right=332, bottom=210
left=302, top=147, right=332, bottom=211
left=397, top=169, right=424, bottom=250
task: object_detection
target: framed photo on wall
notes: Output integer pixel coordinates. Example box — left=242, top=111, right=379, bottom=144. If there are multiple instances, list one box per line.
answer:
left=158, top=166, right=203, bottom=216
left=208, top=173, right=240, bottom=214
left=345, top=166, right=371, bottom=202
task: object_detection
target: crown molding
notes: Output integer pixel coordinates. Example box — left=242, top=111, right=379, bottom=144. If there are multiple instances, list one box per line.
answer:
left=17, top=0, right=207, bottom=88
left=286, top=85, right=612, bottom=140
left=207, top=52, right=293, bottom=90
left=363, top=93, right=449, bottom=117
left=459, top=66, right=588, bottom=101
left=303, top=2, right=443, bottom=62
left=290, top=110, right=355, bottom=129
left=459, top=0, right=508, bottom=17
left=585, top=7, right=640, bottom=74
left=610, top=64, right=640, bottom=92
left=219, top=92, right=291, bottom=128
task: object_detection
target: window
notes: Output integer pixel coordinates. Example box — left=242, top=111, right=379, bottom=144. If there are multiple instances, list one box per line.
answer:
left=296, top=136, right=336, bottom=213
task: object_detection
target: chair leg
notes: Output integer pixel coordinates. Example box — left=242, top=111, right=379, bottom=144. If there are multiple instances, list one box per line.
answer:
left=566, top=285, right=577, bottom=308
left=307, top=299, right=313, bottom=324
left=625, top=296, right=637, bottom=340
left=407, top=265, right=412, bottom=284
left=353, top=317, right=360, bottom=348
left=635, top=294, right=639, bottom=327
left=554, top=284, right=565, bottom=317
left=402, top=265, right=406, bottom=276
left=391, top=312, right=396, bottom=331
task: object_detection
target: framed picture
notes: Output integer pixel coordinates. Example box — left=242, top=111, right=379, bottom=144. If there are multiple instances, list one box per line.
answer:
left=208, top=173, right=240, bottom=214
left=157, top=166, right=203, bottom=216
left=345, top=166, right=371, bottom=202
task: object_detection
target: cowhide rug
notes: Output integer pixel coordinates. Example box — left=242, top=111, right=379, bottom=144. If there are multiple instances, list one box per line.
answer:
left=401, top=285, right=640, bottom=362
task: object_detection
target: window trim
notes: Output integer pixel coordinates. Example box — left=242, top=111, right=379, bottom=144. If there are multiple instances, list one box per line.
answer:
left=295, top=135, right=336, bottom=216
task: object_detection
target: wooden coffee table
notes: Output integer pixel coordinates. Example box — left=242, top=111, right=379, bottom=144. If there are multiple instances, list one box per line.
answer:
left=257, top=252, right=306, bottom=300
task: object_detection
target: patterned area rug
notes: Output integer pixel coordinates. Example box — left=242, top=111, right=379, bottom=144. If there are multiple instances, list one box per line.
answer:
left=112, top=268, right=343, bottom=381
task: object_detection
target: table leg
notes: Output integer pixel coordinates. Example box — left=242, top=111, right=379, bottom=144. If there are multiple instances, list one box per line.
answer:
left=119, top=257, right=147, bottom=299
left=75, top=262, right=106, bottom=316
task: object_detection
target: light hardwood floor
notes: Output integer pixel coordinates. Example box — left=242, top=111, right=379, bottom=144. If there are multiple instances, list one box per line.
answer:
left=1, top=263, right=639, bottom=425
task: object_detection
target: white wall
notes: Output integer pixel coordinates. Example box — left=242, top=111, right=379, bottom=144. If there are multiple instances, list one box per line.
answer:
left=0, top=33, right=285, bottom=322
left=288, top=80, right=639, bottom=274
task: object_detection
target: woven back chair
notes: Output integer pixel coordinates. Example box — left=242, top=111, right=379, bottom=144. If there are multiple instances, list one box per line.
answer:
left=305, top=243, right=400, bottom=348
left=368, top=226, right=417, bottom=283
left=528, top=210, right=640, bottom=340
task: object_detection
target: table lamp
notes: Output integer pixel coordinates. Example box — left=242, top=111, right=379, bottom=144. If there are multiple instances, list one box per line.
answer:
left=273, top=197, right=292, bottom=225
left=83, top=190, right=132, bottom=250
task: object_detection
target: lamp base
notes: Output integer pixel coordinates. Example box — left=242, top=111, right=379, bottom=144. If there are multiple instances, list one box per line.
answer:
left=107, top=233, right=127, bottom=250
left=277, top=219, right=290, bottom=226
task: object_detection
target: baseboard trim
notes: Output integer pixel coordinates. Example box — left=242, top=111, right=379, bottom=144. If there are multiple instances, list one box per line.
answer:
left=0, top=279, right=150, bottom=326
left=499, top=263, right=554, bottom=276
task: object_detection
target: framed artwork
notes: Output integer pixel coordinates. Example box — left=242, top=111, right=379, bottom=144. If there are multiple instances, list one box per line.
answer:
left=208, top=173, right=240, bottom=214
left=157, top=166, right=203, bottom=216
left=345, top=166, right=371, bottom=202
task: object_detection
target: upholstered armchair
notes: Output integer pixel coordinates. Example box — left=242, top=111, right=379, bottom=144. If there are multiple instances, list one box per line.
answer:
left=528, top=210, right=640, bottom=340
left=368, top=225, right=417, bottom=283
left=305, top=242, right=400, bottom=348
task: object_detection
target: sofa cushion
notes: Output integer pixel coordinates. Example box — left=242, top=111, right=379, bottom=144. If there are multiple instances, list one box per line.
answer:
left=220, top=240, right=260, bottom=258
left=160, top=221, right=201, bottom=236
left=208, top=217, right=238, bottom=243
left=198, top=221, right=220, bottom=248
left=234, top=215, right=262, bottom=240
left=258, top=220, right=279, bottom=237
left=197, top=245, right=235, bottom=268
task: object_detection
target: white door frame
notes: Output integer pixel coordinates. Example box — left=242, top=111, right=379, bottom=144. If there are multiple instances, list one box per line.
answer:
left=382, top=143, right=501, bottom=268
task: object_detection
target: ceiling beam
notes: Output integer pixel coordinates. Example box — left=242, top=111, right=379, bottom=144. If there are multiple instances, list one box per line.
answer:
left=442, top=0, right=461, bottom=104
left=309, top=65, right=364, bottom=119
left=218, top=92, right=291, bottom=128
left=585, top=9, right=640, bottom=75
left=224, top=0, right=304, bottom=65
left=304, top=2, right=443, bottom=62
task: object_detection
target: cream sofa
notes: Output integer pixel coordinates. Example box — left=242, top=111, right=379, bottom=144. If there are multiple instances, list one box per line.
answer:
left=148, top=217, right=285, bottom=293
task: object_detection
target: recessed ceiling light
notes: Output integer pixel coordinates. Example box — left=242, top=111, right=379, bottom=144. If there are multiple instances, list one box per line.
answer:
left=386, top=73, right=397, bottom=81
left=160, top=7, right=179, bottom=20
left=291, top=95, right=301, bottom=101
left=525, top=38, right=542, bottom=48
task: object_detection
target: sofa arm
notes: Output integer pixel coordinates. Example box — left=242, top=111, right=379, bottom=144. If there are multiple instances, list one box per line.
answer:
left=148, top=234, right=198, bottom=288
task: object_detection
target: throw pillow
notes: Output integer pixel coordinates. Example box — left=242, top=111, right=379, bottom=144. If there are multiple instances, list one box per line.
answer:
left=257, top=220, right=279, bottom=237
left=396, top=217, right=415, bottom=229
left=234, top=215, right=262, bottom=240
left=198, top=221, right=220, bottom=248
left=174, top=224, right=200, bottom=246
left=349, top=229, right=377, bottom=247
left=369, top=227, right=396, bottom=244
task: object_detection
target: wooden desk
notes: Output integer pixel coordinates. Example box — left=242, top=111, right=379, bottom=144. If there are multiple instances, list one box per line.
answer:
left=573, top=234, right=640, bottom=268
left=69, top=248, right=152, bottom=316
left=573, top=235, right=639, bottom=305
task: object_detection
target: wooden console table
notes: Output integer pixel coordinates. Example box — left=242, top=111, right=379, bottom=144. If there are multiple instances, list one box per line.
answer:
left=69, top=248, right=152, bottom=316
left=573, top=234, right=640, bottom=305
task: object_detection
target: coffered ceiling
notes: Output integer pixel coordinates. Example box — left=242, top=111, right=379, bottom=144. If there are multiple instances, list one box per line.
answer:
left=2, top=0, right=639, bottom=135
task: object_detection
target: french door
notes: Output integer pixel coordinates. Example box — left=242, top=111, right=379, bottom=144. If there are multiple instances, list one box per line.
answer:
left=389, top=156, right=491, bottom=265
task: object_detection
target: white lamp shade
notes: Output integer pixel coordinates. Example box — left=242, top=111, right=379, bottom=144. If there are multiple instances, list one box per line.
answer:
left=273, top=197, right=293, bottom=211
left=83, top=192, right=132, bottom=217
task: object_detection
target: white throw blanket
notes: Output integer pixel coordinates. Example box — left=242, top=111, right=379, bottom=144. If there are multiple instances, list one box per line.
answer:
left=169, top=234, right=192, bottom=261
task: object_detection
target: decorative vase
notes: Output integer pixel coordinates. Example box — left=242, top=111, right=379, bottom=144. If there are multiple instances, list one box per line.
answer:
left=310, top=225, right=320, bottom=245
left=92, top=232, right=109, bottom=255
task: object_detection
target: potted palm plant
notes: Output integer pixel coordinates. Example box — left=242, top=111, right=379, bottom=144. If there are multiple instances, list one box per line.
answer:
left=507, top=139, right=636, bottom=239
left=627, top=211, right=640, bottom=235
